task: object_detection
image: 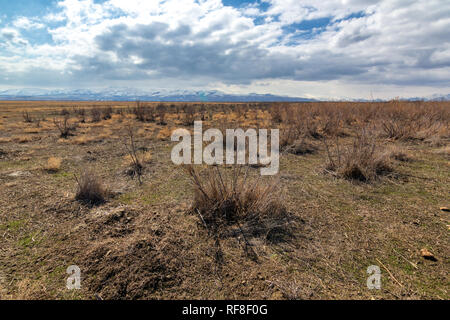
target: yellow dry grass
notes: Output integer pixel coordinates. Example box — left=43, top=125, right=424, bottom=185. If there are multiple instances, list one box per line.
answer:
left=44, top=157, right=62, bottom=172
left=156, top=127, right=172, bottom=141
left=123, top=151, right=152, bottom=166
left=13, top=135, right=35, bottom=143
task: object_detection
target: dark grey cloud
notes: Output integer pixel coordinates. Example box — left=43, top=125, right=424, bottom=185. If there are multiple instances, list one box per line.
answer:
left=74, top=21, right=382, bottom=85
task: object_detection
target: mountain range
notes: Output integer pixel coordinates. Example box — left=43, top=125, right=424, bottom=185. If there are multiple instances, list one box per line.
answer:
left=0, top=88, right=314, bottom=102
left=0, top=88, right=448, bottom=102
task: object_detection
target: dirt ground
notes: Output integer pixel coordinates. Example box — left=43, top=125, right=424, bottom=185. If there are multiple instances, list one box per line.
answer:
left=0, top=100, right=448, bottom=300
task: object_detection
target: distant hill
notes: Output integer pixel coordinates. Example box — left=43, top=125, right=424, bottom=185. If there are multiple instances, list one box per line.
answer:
left=0, top=88, right=448, bottom=102
left=0, top=88, right=315, bottom=102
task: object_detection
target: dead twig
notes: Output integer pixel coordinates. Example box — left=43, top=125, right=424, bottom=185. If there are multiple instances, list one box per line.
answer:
left=376, top=258, right=404, bottom=288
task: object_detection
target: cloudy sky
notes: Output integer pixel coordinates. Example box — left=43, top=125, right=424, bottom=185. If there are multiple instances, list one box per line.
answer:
left=0, top=0, right=449, bottom=99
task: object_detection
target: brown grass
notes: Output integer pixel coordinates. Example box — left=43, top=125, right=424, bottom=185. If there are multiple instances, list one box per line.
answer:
left=186, top=165, right=293, bottom=244
left=323, top=130, right=393, bottom=182
left=75, top=170, right=107, bottom=205
left=0, top=100, right=448, bottom=300
left=44, top=157, right=62, bottom=172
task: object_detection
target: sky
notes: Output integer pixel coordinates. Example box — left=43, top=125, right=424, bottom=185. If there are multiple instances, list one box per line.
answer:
left=0, top=0, right=449, bottom=99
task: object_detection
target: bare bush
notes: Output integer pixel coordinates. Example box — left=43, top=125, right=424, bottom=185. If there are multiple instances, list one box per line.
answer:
left=75, top=169, right=107, bottom=205
left=323, top=130, right=392, bottom=182
left=90, top=108, right=101, bottom=122
left=133, top=101, right=155, bottom=122
left=183, top=105, right=195, bottom=126
left=60, top=108, right=70, bottom=117
left=186, top=165, right=293, bottom=247
left=74, top=107, right=86, bottom=123
left=22, top=111, right=33, bottom=123
left=269, top=104, right=283, bottom=123
left=54, top=116, right=77, bottom=138
left=156, top=103, right=167, bottom=125
left=102, top=106, right=113, bottom=120
left=280, top=126, right=299, bottom=149
left=123, top=126, right=147, bottom=184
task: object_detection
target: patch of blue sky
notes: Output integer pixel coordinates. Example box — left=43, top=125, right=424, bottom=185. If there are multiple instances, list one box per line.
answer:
left=222, top=0, right=270, bottom=11
left=21, top=28, right=54, bottom=45
left=281, top=11, right=368, bottom=45
left=92, top=0, right=126, bottom=18
left=281, top=17, right=331, bottom=43
left=333, top=10, right=367, bottom=23
left=1, top=0, right=56, bottom=20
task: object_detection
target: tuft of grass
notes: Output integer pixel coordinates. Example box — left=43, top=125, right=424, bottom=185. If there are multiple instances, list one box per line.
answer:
left=186, top=165, right=293, bottom=243
left=323, top=130, right=393, bottom=182
left=74, top=170, right=107, bottom=205
left=385, top=145, right=412, bottom=162
left=156, top=127, right=172, bottom=141
left=44, top=157, right=62, bottom=172
left=13, top=135, right=35, bottom=143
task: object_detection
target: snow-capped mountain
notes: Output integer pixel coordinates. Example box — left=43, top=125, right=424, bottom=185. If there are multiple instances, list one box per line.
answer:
left=0, top=88, right=315, bottom=102
left=0, top=88, right=448, bottom=102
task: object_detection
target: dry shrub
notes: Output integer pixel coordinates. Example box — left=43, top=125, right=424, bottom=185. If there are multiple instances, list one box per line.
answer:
left=378, top=100, right=449, bottom=141
left=75, top=170, right=107, bottom=205
left=269, top=104, right=284, bottom=123
left=22, top=111, right=33, bottom=123
left=60, top=108, right=70, bottom=116
left=183, top=105, right=196, bottom=126
left=156, top=103, right=167, bottom=125
left=123, top=126, right=149, bottom=184
left=381, top=117, right=416, bottom=140
left=45, top=157, right=62, bottom=172
left=102, top=106, right=113, bottom=120
left=54, top=116, right=77, bottom=138
left=133, top=101, right=155, bottom=122
left=284, top=138, right=318, bottom=155
left=74, top=107, right=86, bottom=123
left=186, top=165, right=293, bottom=244
left=323, top=130, right=392, bottom=182
left=385, top=145, right=412, bottom=162
left=90, top=108, right=101, bottom=122
left=280, top=126, right=299, bottom=149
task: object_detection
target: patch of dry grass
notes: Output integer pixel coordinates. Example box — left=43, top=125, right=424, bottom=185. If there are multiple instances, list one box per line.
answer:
left=75, top=169, right=107, bottom=205
left=13, top=135, right=36, bottom=143
left=156, top=127, right=172, bottom=141
left=186, top=165, right=293, bottom=244
left=324, top=131, right=393, bottom=182
left=44, top=157, right=62, bottom=172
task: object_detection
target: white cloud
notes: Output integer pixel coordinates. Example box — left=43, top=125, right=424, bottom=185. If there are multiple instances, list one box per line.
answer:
left=12, top=17, right=45, bottom=30
left=0, top=0, right=449, bottom=99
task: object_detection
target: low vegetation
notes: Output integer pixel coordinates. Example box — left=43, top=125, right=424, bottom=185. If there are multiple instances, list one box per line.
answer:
left=323, top=130, right=393, bottom=182
left=44, top=157, right=62, bottom=173
left=0, top=100, right=448, bottom=300
left=74, top=169, right=107, bottom=205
